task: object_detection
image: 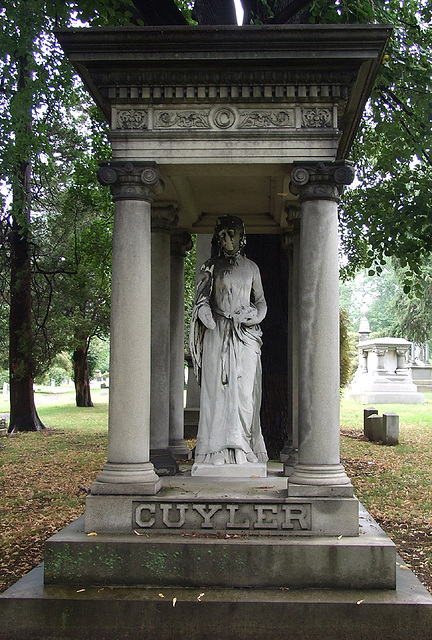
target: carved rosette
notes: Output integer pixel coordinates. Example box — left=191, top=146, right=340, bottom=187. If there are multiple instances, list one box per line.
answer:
left=151, top=201, right=179, bottom=232
left=116, top=109, right=148, bottom=130
left=290, top=161, right=355, bottom=203
left=97, top=162, right=164, bottom=202
left=171, top=230, right=193, bottom=257
left=301, top=107, right=332, bottom=128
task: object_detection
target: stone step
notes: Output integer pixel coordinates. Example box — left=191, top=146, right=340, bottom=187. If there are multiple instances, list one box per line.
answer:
left=1, top=559, right=431, bottom=640
left=43, top=506, right=395, bottom=590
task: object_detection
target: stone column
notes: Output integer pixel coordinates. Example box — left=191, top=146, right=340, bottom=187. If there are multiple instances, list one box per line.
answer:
left=375, top=347, right=387, bottom=370
left=169, top=230, right=193, bottom=460
left=282, top=205, right=300, bottom=476
left=288, top=161, right=355, bottom=497
left=93, top=162, right=163, bottom=495
left=396, top=347, right=408, bottom=371
left=150, top=202, right=179, bottom=475
left=361, top=349, right=368, bottom=372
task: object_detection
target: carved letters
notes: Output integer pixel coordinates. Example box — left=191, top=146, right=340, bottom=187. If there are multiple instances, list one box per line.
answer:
left=134, top=502, right=312, bottom=532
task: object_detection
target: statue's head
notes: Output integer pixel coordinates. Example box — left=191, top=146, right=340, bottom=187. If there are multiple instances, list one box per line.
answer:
left=212, top=215, right=246, bottom=258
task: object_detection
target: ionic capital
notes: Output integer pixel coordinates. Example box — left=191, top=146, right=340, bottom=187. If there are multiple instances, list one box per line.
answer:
left=151, top=201, right=179, bottom=232
left=97, top=162, right=164, bottom=202
left=171, top=230, right=193, bottom=257
left=290, top=161, right=355, bottom=203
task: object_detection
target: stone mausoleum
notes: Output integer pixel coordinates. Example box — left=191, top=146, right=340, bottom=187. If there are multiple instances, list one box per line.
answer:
left=1, top=22, right=432, bottom=640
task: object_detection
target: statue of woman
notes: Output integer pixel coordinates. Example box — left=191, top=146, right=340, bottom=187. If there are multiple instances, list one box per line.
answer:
left=189, top=215, right=268, bottom=468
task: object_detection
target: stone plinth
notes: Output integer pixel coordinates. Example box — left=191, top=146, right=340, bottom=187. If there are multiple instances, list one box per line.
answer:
left=191, top=461, right=267, bottom=478
left=349, top=338, right=424, bottom=404
left=2, top=560, right=432, bottom=640
left=44, top=505, right=391, bottom=590
left=83, top=468, right=359, bottom=537
left=410, top=364, right=432, bottom=392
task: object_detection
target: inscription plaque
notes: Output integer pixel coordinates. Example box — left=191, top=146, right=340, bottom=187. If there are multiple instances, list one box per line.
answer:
left=133, top=501, right=311, bottom=532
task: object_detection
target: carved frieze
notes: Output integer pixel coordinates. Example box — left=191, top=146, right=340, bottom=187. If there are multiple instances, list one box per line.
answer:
left=115, top=105, right=303, bottom=131
left=155, top=110, right=210, bottom=129
left=238, top=109, right=293, bottom=129
left=301, top=107, right=332, bottom=128
left=116, top=108, right=148, bottom=130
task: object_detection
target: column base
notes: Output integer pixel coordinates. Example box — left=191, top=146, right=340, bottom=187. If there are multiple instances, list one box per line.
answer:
left=287, top=463, right=353, bottom=497
left=169, top=440, right=193, bottom=461
left=281, top=447, right=298, bottom=477
left=150, top=449, right=179, bottom=476
left=91, top=462, right=162, bottom=496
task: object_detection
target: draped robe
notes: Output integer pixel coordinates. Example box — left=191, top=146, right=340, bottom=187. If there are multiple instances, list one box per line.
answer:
left=190, top=253, right=268, bottom=464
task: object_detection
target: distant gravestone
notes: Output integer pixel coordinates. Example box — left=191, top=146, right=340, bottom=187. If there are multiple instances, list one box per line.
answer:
left=363, top=406, right=378, bottom=440
left=364, top=408, right=399, bottom=445
left=383, top=412, right=399, bottom=446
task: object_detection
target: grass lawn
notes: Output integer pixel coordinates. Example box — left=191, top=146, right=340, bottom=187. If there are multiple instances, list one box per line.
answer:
left=0, top=389, right=431, bottom=594
left=340, top=393, right=432, bottom=593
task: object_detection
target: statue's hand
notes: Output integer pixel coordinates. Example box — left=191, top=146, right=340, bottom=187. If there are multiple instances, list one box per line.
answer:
left=198, top=305, right=216, bottom=330
left=234, top=305, right=258, bottom=326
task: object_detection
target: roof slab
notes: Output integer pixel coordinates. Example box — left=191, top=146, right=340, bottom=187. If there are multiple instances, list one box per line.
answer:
left=56, top=25, right=391, bottom=233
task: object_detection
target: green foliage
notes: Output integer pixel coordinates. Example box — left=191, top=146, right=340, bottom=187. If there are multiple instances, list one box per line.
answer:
left=340, top=307, right=352, bottom=388
left=316, top=0, right=432, bottom=280
left=340, top=266, right=401, bottom=337
left=184, top=235, right=197, bottom=352
left=391, top=258, right=432, bottom=343
left=87, top=337, right=110, bottom=377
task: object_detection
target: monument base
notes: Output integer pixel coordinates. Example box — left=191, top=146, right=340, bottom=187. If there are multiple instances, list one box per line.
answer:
left=83, top=466, right=359, bottom=536
left=1, top=555, right=432, bottom=640
left=43, top=506, right=392, bottom=589
left=349, top=391, right=425, bottom=404
left=191, top=461, right=267, bottom=477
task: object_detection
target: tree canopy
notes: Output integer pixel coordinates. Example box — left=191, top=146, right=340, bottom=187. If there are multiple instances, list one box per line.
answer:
left=1, top=0, right=432, bottom=428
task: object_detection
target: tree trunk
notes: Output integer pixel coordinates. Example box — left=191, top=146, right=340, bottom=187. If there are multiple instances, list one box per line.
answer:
left=247, top=235, right=290, bottom=459
left=8, top=53, right=45, bottom=434
left=73, top=345, right=94, bottom=407
left=131, top=0, right=188, bottom=24
left=192, top=0, right=238, bottom=24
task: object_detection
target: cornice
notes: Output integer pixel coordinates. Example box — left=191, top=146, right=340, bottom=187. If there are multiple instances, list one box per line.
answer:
left=56, top=24, right=392, bottom=160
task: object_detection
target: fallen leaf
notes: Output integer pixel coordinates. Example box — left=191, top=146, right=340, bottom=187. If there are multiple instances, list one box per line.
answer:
left=172, top=597, right=177, bottom=607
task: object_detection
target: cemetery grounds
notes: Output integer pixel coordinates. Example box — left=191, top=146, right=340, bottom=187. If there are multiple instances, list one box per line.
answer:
left=0, top=389, right=431, bottom=594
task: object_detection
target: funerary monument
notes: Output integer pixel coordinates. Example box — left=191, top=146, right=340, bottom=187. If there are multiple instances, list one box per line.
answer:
left=1, top=21, right=432, bottom=640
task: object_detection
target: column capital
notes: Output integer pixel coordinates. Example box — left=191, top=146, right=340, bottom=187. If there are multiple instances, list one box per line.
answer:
left=171, top=230, right=193, bottom=257
left=97, top=162, right=164, bottom=202
left=290, top=161, right=355, bottom=203
left=151, top=201, right=179, bottom=231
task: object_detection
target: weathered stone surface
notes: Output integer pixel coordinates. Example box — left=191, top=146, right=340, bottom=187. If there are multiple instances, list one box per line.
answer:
left=45, top=504, right=391, bottom=589
left=84, top=470, right=359, bottom=536
left=2, top=552, right=432, bottom=640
